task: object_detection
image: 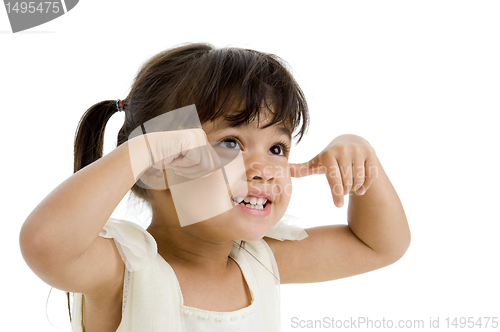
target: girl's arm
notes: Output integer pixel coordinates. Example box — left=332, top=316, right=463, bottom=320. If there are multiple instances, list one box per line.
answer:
left=20, top=128, right=213, bottom=294
left=265, top=134, right=410, bottom=284
left=347, top=158, right=410, bottom=261
left=19, top=138, right=150, bottom=294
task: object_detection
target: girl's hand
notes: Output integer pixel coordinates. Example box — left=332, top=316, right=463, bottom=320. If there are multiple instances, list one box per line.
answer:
left=149, top=129, right=221, bottom=177
left=129, top=129, right=222, bottom=189
left=289, top=134, right=378, bottom=208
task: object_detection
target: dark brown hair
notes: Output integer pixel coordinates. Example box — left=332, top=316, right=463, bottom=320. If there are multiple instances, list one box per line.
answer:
left=74, top=42, right=309, bottom=202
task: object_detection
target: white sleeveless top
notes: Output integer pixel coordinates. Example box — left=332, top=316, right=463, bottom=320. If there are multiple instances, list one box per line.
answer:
left=70, top=215, right=307, bottom=332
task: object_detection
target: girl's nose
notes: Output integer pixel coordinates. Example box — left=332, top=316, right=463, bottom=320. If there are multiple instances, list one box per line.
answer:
left=247, top=158, right=275, bottom=182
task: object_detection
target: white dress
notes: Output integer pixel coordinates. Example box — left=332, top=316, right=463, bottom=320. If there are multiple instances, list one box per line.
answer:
left=70, top=215, right=307, bottom=332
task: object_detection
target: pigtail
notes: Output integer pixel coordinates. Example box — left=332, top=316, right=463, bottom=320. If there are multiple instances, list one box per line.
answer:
left=66, top=100, right=121, bottom=324
left=73, top=100, right=121, bottom=173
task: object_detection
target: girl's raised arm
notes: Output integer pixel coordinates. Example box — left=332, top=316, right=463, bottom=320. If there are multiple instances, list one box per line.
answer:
left=19, top=120, right=213, bottom=296
left=19, top=137, right=149, bottom=295
left=265, top=134, right=410, bottom=284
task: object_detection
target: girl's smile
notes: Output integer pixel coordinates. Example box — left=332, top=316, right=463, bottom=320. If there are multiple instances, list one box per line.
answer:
left=234, top=200, right=272, bottom=217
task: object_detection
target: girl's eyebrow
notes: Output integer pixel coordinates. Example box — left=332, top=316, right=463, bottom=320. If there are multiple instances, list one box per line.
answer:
left=276, top=126, right=292, bottom=140
left=210, top=122, right=292, bottom=140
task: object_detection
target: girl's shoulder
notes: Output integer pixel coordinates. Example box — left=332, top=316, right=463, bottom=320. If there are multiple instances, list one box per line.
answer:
left=99, top=218, right=158, bottom=272
left=264, top=214, right=308, bottom=242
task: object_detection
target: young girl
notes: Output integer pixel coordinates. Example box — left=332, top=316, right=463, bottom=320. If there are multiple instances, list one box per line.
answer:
left=20, top=43, right=410, bottom=332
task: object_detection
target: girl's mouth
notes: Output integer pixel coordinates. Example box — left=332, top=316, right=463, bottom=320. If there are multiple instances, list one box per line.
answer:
left=232, top=196, right=268, bottom=209
left=232, top=196, right=271, bottom=216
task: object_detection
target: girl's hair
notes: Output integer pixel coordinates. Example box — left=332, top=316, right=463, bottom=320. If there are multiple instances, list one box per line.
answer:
left=74, top=42, right=309, bottom=202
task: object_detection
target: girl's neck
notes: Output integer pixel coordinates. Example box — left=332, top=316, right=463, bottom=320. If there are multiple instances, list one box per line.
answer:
left=147, top=212, right=235, bottom=274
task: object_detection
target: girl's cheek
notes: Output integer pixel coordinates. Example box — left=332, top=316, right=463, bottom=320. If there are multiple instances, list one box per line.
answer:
left=275, top=159, right=291, bottom=178
left=275, top=171, right=292, bottom=202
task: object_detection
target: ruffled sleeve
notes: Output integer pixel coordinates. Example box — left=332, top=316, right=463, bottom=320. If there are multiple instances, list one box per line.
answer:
left=99, top=218, right=158, bottom=272
left=264, top=214, right=308, bottom=241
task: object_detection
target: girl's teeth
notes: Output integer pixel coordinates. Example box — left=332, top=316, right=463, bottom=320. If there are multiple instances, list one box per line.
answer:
left=245, top=203, right=263, bottom=209
left=236, top=196, right=268, bottom=203
left=234, top=196, right=269, bottom=209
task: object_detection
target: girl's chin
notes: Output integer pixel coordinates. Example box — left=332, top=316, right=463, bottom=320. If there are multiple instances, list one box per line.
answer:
left=235, top=221, right=279, bottom=242
left=193, top=205, right=282, bottom=241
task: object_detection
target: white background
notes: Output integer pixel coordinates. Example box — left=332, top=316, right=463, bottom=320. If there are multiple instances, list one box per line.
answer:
left=2, top=1, right=499, bottom=331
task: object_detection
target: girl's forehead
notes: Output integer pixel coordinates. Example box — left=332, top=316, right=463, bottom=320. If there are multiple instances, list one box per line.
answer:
left=205, top=107, right=292, bottom=135
left=203, top=116, right=292, bottom=139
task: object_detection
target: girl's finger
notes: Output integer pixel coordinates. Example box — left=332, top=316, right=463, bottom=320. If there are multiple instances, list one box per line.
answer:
left=352, top=159, right=365, bottom=193
left=288, top=162, right=305, bottom=177
left=171, top=145, right=218, bottom=178
left=338, top=160, right=353, bottom=196
left=171, top=146, right=203, bottom=168
left=324, top=159, right=344, bottom=208
left=360, top=156, right=378, bottom=193
left=289, top=155, right=324, bottom=178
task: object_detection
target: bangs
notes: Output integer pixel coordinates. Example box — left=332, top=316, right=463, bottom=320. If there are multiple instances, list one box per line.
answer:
left=189, top=48, right=309, bottom=142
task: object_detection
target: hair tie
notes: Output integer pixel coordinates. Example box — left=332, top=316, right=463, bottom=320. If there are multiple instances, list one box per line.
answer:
left=116, top=99, right=124, bottom=112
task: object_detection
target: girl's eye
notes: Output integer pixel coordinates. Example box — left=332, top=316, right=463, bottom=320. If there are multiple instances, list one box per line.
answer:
left=269, top=145, right=283, bottom=155
left=216, top=137, right=289, bottom=156
left=217, top=138, right=240, bottom=150
left=269, top=143, right=289, bottom=156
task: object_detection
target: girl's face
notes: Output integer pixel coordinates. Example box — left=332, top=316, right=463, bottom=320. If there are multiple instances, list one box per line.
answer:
left=193, top=113, right=293, bottom=242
